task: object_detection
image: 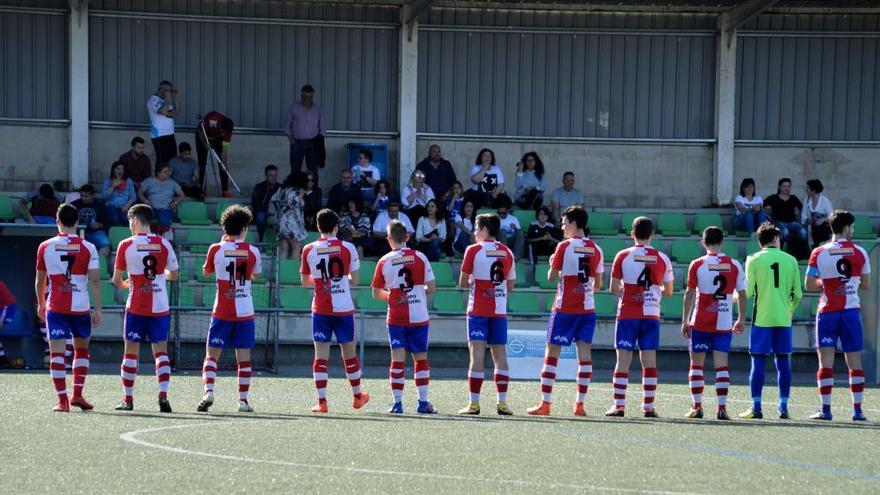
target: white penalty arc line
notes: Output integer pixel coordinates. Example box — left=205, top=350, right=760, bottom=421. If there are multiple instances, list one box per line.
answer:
left=120, top=422, right=697, bottom=495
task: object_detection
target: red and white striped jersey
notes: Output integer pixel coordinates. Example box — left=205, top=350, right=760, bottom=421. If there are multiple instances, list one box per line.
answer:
left=550, top=237, right=604, bottom=314
left=686, top=253, right=746, bottom=332
left=204, top=236, right=262, bottom=321
left=301, top=237, right=360, bottom=316
left=35, top=233, right=100, bottom=315
left=371, top=248, right=435, bottom=326
left=808, top=240, right=871, bottom=313
left=115, top=233, right=179, bottom=317
left=461, top=241, right=516, bottom=317
left=611, top=245, right=674, bottom=320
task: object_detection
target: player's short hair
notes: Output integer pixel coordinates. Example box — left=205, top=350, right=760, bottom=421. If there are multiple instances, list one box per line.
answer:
left=702, top=226, right=725, bottom=246
left=316, top=208, right=339, bottom=234
left=631, top=216, right=654, bottom=241
left=387, top=220, right=408, bottom=244
left=829, top=210, right=855, bottom=235
left=178, top=142, right=191, bottom=153
left=561, top=205, right=588, bottom=230
left=220, top=204, right=253, bottom=236
left=475, top=213, right=501, bottom=238
left=57, top=203, right=78, bottom=227
left=128, top=204, right=153, bottom=224
left=756, top=221, right=781, bottom=247
left=131, top=136, right=144, bottom=147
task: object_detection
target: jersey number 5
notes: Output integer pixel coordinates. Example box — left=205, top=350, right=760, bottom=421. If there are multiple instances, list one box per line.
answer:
left=577, top=256, right=590, bottom=284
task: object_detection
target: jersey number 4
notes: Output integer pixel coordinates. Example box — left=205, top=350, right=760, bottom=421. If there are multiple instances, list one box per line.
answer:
left=636, top=266, right=653, bottom=289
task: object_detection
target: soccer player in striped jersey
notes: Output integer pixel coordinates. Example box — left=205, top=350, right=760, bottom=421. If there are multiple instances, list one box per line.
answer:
left=301, top=209, right=370, bottom=413
left=527, top=206, right=603, bottom=417
left=458, top=213, right=516, bottom=416
left=681, top=227, right=746, bottom=420
left=112, top=205, right=179, bottom=412
left=606, top=216, right=674, bottom=418
left=35, top=204, right=103, bottom=412
left=0, top=280, right=16, bottom=368
left=805, top=210, right=871, bottom=421
left=740, top=222, right=802, bottom=420
left=371, top=220, right=438, bottom=415
left=197, top=205, right=262, bottom=413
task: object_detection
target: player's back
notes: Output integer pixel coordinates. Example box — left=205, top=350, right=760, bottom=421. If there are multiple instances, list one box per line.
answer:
left=551, top=237, right=604, bottom=314
left=36, top=233, right=99, bottom=315
left=612, top=245, right=673, bottom=320
left=746, top=247, right=800, bottom=327
left=301, top=236, right=359, bottom=316
left=687, top=253, right=745, bottom=332
left=204, top=236, right=262, bottom=321
left=373, top=248, right=433, bottom=325
left=809, top=240, right=870, bottom=313
left=116, top=233, right=178, bottom=317
left=462, top=241, right=515, bottom=317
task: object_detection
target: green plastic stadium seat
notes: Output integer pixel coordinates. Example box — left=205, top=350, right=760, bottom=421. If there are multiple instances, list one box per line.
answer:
left=279, top=259, right=301, bottom=285
left=252, top=286, right=271, bottom=309
left=279, top=287, right=312, bottom=310
left=598, top=238, right=629, bottom=259
left=432, top=263, right=456, bottom=288
left=200, top=284, right=216, bottom=308
left=178, top=201, right=212, bottom=225
left=262, top=229, right=279, bottom=244
left=196, top=265, right=214, bottom=283
left=810, top=297, right=819, bottom=316
left=594, top=293, right=617, bottom=317
left=793, top=300, right=808, bottom=320
left=101, top=282, right=116, bottom=306
left=620, top=212, right=648, bottom=233
left=304, top=231, right=320, bottom=245
left=109, top=226, right=130, bottom=249
left=355, top=288, right=386, bottom=312
left=535, top=263, right=556, bottom=289
left=515, top=262, right=530, bottom=288
left=454, top=250, right=464, bottom=260
left=744, top=239, right=762, bottom=259
left=658, top=213, right=689, bottom=237
left=693, top=213, right=723, bottom=235
left=187, top=228, right=218, bottom=255
left=588, top=211, right=616, bottom=236
left=670, top=239, right=703, bottom=263
left=119, top=288, right=129, bottom=305
left=177, top=257, right=192, bottom=283
left=513, top=209, right=535, bottom=230
left=359, top=260, right=378, bottom=278
left=852, top=215, right=877, bottom=239
left=507, top=291, right=543, bottom=314
left=0, top=195, right=15, bottom=222
left=98, top=256, right=110, bottom=280
left=179, top=284, right=196, bottom=306
left=214, top=201, right=239, bottom=223
left=432, top=290, right=465, bottom=312
left=660, top=293, right=683, bottom=319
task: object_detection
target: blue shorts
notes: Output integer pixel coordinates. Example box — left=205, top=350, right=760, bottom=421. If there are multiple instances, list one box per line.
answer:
left=312, top=314, right=355, bottom=344
left=547, top=312, right=596, bottom=346
left=816, top=309, right=863, bottom=353
left=0, top=304, right=16, bottom=325
left=389, top=324, right=429, bottom=353
left=467, top=316, right=508, bottom=345
left=689, top=330, right=733, bottom=354
left=749, top=325, right=792, bottom=355
left=207, top=317, right=255, bottom=349
left=614, top=319, right=660, bottom=351
left=45, top=311, right=91, bottom=340
left=124, top=313, right=171, bottom=343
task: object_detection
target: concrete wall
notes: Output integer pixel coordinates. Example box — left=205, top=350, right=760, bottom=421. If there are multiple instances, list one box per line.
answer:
left=0, top=124, right=69, bottom=191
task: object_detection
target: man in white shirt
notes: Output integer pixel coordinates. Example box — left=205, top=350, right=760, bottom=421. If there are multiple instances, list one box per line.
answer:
left=147, top=80, right=180, bottom=165
left=372, top=202, right=414, bottom=257
left=496, top=200, right=524, bottom=259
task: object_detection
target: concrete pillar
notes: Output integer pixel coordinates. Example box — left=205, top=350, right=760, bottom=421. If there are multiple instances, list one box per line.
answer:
left=69, top=0, right=89, bottom=188
left=397, top=7, right=419, bottom=198
left=713, top=15, right=736, bottom=207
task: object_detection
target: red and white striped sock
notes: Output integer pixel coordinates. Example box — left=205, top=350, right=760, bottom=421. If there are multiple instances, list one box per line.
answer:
left=72, top=348, right=89, bottom=398
left=817, top=367, right=834, bottom=410
left=414, top=359, right=430, bottom=402
left=154, top=352, right=170, bottom=399
left=313, top=359, right=329, bottom=404
left=642, top=367, right=658, bottom=412
left=344, top=357, right=363, bottom=399
left=121, top=353, right=138, bottom=403
left=65, top=340, right=74, bottom=365
left=715, top=366, right=730, bottom=411
left=576, top=361, right=592, bottom=404
left=49, top=352, right=68, bottom=402
left=540, top=357, right=558, bottom=403
left=689, top=365, right=704, bottom=409
left=467, top=370, right=484, bottom=403
left=389, top=360, right=405, bottom=403
left=494, top=368, right=510, bottom=402
left=850, top=369, right=865, bottom=412
left=613, top=372, right=628, bottom=408
left=238, top=360, right=252, bottom=403
left=202, top=357, right=217, bottom=395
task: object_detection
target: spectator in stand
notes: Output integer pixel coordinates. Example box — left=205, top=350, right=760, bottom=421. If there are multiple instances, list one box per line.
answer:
left=285, top=84, right=326, bottom=180
left=351, top=148, right=380, bottom=204
left=550, top=171, right=585, bottom=221
left=803, top=179, right=833, bottom=248
left=0, top=280, right=16, bottom=368
left=169, top=142, right=203, bottom=200
left=764, top=177, right=807, bottom=244
left=416, top=199, right=447, bottom=262
left=415, top=144, right=457, bottom=202
left=20, top=183, right=60, bottom=224
left=251, top=164, right=280, bottom=242
left=514, top=151, right=547, bottom=211
left=327, top=169, right=363, bottom=213
left=526, top=206, right=562, bottom=264
left=271, top=174, right=308, bottom=260
left=138, top=162, right=184, bottom=239
left=452, top=200, right=477, bottom=255
left=339, top=198, right=372, bottom=258
left=118, top=137, right=152, bottom=187
left=147, top=80, right=180, bottom=165
left=102, top=161, right=137, bottom=226
left=464, top=148, right=509, bottom=209
left=732, top=178, right=767, bottom=236
left=371, top=180, right=390, bottom=217
left=71, top=185, right=111, bottom=257
left=196, top=111, right=234, bottom=197
left=444, top=181, right=465, bottom=220
left=402, top=170, right=435, bottom=225
left=302, top=171, right=322, bottom=231
left=496, top=197, right=524, bottom=259
left=372, top=201, right=414, bottom=257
